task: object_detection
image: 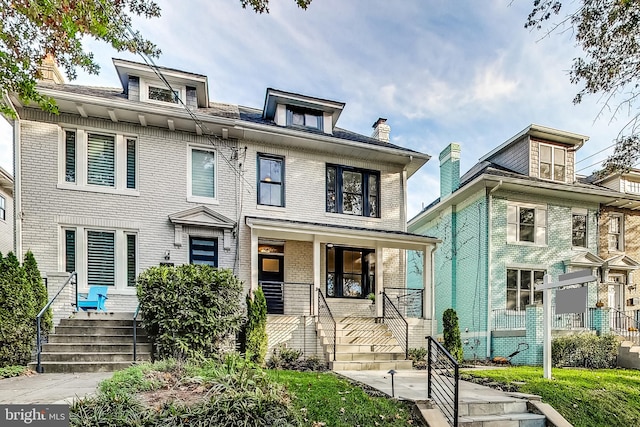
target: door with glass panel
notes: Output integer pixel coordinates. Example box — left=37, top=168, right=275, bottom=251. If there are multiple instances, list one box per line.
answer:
left=258, top=245, right=285, bottom=314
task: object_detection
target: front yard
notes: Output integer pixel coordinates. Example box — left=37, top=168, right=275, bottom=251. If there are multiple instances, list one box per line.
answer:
left=461, top=366, right=640, bottom=427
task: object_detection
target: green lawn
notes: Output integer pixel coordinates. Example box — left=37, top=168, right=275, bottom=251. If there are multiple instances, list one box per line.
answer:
left=461, top=366, right=640, bottom=427
left=267, top=370, right=424, bottom=427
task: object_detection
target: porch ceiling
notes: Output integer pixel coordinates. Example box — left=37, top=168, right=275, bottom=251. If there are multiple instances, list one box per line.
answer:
left=245, top=216, right=439, bottom=251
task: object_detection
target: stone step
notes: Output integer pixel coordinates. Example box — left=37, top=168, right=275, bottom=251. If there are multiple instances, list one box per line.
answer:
left=53, top=326, right=145, bottom=336
left=331, top=344, right=402, bottom=353
left=617, top=340, right=640, bottom=368
left=335, top=335, right=397, bottom=345
left=27, top=361, right=137, bottom=374
left=329, top=360, right=413, bottom=371
left=39, top=352, right=150, bottom=363
left=72, top=312, right=136, bottom=320
left=42, top=343, right=152, bottom=353
left=458, top=412, right=546, bottom=427
left=459, top=400, right=528, bottom=417
left=48, top=334, right=148, bottom=344
left=334, top=352, right=406, bottom=362
left=60, top=318, right=139, bottom=327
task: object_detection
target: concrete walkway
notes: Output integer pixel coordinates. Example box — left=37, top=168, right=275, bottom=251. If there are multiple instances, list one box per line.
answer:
left=0, top=372, right=113, bottom=404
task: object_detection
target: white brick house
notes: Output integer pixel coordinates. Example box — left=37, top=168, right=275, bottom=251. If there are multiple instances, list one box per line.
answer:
left=5, top=59, right=438, bottom=351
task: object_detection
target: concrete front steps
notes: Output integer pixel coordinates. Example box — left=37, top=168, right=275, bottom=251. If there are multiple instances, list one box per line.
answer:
left=29, top=311, right=150, bottom=373
left=457, top=397, right=546, bottom=427
left=319, top=316, right=412, bottom=371
left=618, top=340, right=640, bottom=369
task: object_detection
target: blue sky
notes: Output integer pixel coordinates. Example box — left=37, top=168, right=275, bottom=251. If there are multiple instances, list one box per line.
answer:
left=0, top=0, right=628, bottom=217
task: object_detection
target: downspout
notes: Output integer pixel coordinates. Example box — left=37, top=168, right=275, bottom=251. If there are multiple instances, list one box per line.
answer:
left=486, top=180, right=502, bottom=358
left=3, top=93, right=21, bottom=259
left=430, top=244, right=437, bottom=337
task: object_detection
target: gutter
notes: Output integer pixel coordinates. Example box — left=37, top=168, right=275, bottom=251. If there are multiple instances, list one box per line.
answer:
left=486, top=180, right=502, bottom=358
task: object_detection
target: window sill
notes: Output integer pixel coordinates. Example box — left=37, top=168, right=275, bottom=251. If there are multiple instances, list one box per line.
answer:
left=507, top=241, right=546, bottom=248
left=57, top=183, right=140, bottom=197
left=324, top=212, right=382, bottom=222
left=256, top=204, right=286, bottom=212
left=187, top=196, right=219, bottom=205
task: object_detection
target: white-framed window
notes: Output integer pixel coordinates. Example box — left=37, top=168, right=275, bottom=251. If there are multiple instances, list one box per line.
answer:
left=188, top=146, right=217, bottom=203
left=507, top=202, right=547, bottom=245
left=62, top=227, right=138, bottom=291
left=140, top=79, right=186, bottom=106
left=572, top=209, right=588, bottom=248
left=506, top=268, right=545, bottom=311
left=539, top=143, right=566, bottom=182
left=608, top=214, right=624, bottom=251
left=0, top=195, right=5, bottom=221
left=59, top=128, right=138, bottom=195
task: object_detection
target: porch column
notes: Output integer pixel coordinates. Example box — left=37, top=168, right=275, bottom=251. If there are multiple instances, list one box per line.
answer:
left=376, top=243, right=383, bottom=317
left=312, top=235, right=321, bottom=316
left=250, top=228, right=258, bottom=292
left=423, top=244, right=432, bottom=320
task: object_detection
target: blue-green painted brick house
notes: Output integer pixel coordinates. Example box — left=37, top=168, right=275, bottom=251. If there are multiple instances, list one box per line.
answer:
left=408, top=124, right=625, bottom=364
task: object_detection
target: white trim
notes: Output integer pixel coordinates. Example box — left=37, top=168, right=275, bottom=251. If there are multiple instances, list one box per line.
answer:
left=140, top=78, right=186, bottom=108
left=187, top=145, right=218, bottom=203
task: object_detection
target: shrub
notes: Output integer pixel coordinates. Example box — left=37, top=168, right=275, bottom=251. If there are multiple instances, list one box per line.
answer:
left=244, top=287, right=268, bottom=365
left=0, top=251, right=49, bottom=367
left=443, top=308, right=463, bottom=362
left=552, top=333, right=619, bottom=369
left=24, top=251, right=52, bottom=337
left=137, top=265, right=243, bottom=360
left=408, top=347, right=428, bottom=370
left=267, top=344, right=328, bottom=372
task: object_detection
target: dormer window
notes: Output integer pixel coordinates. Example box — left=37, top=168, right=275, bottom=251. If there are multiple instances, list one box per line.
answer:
left=148, top=86, right=179, bottom=104
left=539, top=143, right=566, bottom=182
left=287, top=107, right=322, bottom=130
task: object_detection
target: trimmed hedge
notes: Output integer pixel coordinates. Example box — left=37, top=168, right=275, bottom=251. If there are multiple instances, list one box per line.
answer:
left=0, top=251, right=50, bottom=367
left=137, top=265, right=243, bottom=360
left=552, top=333, right=619, bottom=368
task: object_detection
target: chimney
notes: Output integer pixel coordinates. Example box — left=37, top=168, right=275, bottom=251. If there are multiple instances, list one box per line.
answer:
left=439, top=143, right=461, bottom=198
left=38, top=54, right=64, bottom=84
left=371, top=118, right=390, bottom=143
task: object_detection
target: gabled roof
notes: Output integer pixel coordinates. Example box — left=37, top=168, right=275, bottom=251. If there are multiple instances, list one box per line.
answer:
left=169, top=206, right=235, bottom=229
left=262, top=88, right=345, bottom=127
left=604, top=254, right=640, bottom=271
left=564, top=252, right=606, bottom=269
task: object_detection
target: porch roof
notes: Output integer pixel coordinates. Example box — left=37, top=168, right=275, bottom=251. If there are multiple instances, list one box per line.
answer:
left=245, top=216, right=439, bottom=250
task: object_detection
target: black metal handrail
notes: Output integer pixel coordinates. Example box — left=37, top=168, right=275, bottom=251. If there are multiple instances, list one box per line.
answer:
left=385, top=287, right=424, bottom=318
left=381, top=292, right=409, bottom=359
left=36, top=272, right=77, bottom=373
left=427, top=336, right=459, bottom=427
left=133, top=304, right=141, bottom=362
left=610, top=308, right=640, bottom=345
left=259, top=281, right=314, bottom=315
left=317, top=289, right=336, bottom=361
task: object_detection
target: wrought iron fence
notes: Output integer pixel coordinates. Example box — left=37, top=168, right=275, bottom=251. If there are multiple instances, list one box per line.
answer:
left=381, top=292, right=409, bottom=358
left=492, top=308, right=526, bottom=330
left=551, top=305, right=591, bottom=330
left=427, top=336, right=459, bottom=427
left=384, top=287, right=424, bottom=318
left=610, top=309, right=640, bottom=345
left=492, top=306, right=594, bottom=331
left=317, top=289, right=336, bottom=361
left=259, top=281, right=314, bottom=315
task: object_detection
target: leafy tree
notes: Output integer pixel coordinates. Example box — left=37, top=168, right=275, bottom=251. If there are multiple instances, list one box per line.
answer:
left=526, top=0, right=640, bottom=172
left=0, top=0, right=312, bottom=117
left=244, top=287, right=268, bottom=365
left=442, top=308, right=463, bottom=362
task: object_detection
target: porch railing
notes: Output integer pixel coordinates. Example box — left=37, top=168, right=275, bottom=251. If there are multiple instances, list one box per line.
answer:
left=381, top=292, right=409, bottom=358
left=259, top=281, right=313, bottom=315
left=384, top=287, right=424, bottom=318
left=492, top=308, right=526, bottom=330
left=427, top=336, right=459, bottom=427
left=552, top=305, right=591, bottom=330
left=610, top=308, right=640, bottom=345
left=317, top=289, right=336, bottom=361
left=492, top=306, right=594, bottom=331
left=36, top=272, right=77, bottom=373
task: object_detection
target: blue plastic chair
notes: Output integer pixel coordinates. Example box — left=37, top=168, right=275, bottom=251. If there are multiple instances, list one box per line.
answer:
left=77, top=286, right=109, bottom=311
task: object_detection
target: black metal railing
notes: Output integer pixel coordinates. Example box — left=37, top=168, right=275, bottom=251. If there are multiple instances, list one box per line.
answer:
left=259, top=281, right=314, bottom=315
left=36, top=272, right=77, bottom=373
left=610, top=308, right=640, bottom=345
left=427, top=336, right=459, bottom=427
left=552, top=305, right=591, bottom=330
left=491, top=308, right=526, bottom=330
left=317, top=289, right=336, bottom=361
left=381, top=292, right=409, bottom=358
left=133, top=304, right=141, bottom=362
left=384, top=287, right=424, bottom=318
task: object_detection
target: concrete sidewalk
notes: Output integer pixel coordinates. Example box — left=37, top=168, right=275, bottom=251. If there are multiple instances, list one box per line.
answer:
left=0, top=372, right=113, bottom=404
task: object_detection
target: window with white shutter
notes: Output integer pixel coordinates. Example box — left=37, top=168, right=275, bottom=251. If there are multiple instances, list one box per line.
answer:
left=507, top=202, right=547, bottom=245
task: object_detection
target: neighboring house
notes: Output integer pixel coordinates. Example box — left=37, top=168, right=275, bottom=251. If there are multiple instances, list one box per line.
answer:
left=6, top=58, right=438, bottom=358
left=590, top=169, right=640, bottom=315
left=0, top=166, right=13, bottom=254
left=408, top=124, right=633, bottom=364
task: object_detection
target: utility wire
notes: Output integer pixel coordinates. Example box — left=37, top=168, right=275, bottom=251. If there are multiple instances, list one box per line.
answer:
left=575, top=142, right=617, bottom=164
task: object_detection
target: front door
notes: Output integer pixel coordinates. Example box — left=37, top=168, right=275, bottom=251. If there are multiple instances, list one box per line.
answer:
left=258, top=253, right=284, bottom=314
